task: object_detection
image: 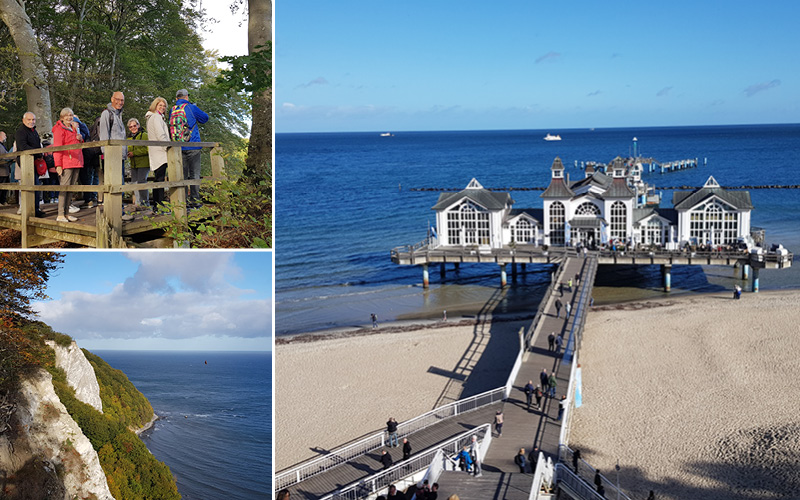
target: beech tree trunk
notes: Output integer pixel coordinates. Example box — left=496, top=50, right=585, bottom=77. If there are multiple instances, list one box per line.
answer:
left=246, top=0, right=272, bottom=183
left=0, top=0, right=53, bottom=133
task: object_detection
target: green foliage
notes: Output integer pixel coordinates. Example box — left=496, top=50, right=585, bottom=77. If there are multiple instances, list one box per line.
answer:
left=218, top=42, right=273, bottom=95
left=52, top=377, right=180, bottom=500
left=150, top=178, right=272, bottom=248
left=22, top=320, right=74, bottom=347
left=82, top=349, right=154, bottom=430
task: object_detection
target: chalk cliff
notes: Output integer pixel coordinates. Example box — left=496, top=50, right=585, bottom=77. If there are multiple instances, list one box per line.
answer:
left=0, top=370, right=115, bottom=499
left=46, top=340, right=103, bottom=413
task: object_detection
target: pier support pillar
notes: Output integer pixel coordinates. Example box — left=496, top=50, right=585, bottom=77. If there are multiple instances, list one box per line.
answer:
left=422, top=264, right=429, bottom=289
left=440, top=263, right=446, bottom=280
left=500, top=263, right=508, bottom=288
left=742, top=264, right=750, bottom=281
left=454, top=263, right=460, bottom=271
left=521, top=263, right=527, bottom=272
left=662, top=265, right=672, bottom=292
left=752, top=267, right=760, bottom=293
left=511, top=262, right=518, bottom=282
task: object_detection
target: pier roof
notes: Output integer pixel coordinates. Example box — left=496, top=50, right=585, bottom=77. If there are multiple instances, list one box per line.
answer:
left=633, top=207, right=678, bottom=225
left=672, top=178, right=753, bottom=210
left=433, top=189, right=513, bottom=211
left=540, top=177, right=574, bottom=198
left=603, top=177, right=636, bottom=198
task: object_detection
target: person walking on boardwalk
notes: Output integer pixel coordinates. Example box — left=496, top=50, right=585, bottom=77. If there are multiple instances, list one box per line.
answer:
left=534, top=384, right=543, bottom=409
left=371, top=313, right=378, bottom=329
left=547, top=332, right=555, bottom=351
left=380, top=449, right=393, bottom=470
left=559, top=282, right=564, bottom=297
left=469, top=435, right=482, bottom=476
left=555, top=298, right=562, bottom=318
left=457, top=446, right=473, bottom=472
left=647, top=491, right=655, bottom=500
left=558, top=395, right=567, bottom=420
left=555, top=334, right=563, bottom=354
left=594, top=470, right=602, bottom=490
left=387, top=485, right=405, bottom=500
left=568, top=278, right=573, bottom=292
left=494, top=410, right=504, bottom=437
left=575, top=272, right=580, bottom=286
left=402, top=438, right=412, bottom=460
left=386, top=417, right=399, bottom=447
left=524, top=380, right=535, bottom=409
left=548, top=373, right=557, bottom=398
left=540, top=368, right=549, bottom=394
left=514, top=448, right=527, bottom=473
left=572, top=449, right=581, bottom=474
left=565, top=302, right=572, bottom=319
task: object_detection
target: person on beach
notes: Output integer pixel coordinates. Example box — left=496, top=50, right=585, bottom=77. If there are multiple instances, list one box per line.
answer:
left=572, top=449, right=581, bottom=474
left=555, top=334, right=563, bottom=354
left=371, top=313, right=378, bottom=329
left=442, top=310, right=447, bottom=321
left=565, top=302, right=572, bottom=319
left=547, top=332, right=555, bottom=351
left=494, top=410, right=504, bottom=437
left=555, top=298, right=562, bottom=318
left=558, top=395, right=567, bottom=420
left=534, top=384, right=543, bottom=409
left=402, top=438, right=412, bottom=460
left=524, top=380, right=535, bottom=409
left=540, top=369, right=549, bottom=394
left=380, top=449, right=393, bottom=470
left=548, top=373, right=557, bottom=398
left=386, top=417, right=399, bottom=447
left=514, top=448, right=527, bottom=473
left=469, top=435, right=482, bottom=476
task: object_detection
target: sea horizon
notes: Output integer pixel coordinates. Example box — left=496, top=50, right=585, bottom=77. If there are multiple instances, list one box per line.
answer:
left=276, top=123, right=800, bottom=335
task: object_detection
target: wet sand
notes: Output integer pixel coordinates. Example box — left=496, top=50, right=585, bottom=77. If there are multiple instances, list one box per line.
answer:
left=570, top=290, right=800, bottom=499
left=276, top=317, right=529, bottom=470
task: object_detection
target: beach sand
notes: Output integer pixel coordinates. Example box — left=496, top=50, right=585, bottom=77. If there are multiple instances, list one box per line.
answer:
left=276, top=318, right=529, bottom=470
left=570, top=290, right=800, bottom=499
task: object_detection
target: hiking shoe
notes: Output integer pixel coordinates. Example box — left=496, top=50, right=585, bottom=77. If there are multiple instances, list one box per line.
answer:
left=69, top=204, right=80, bottom=213
left=87, top=200, right=97, bottom=208
left=56, top=216, right=70, bottom=223
left=35, top=210, right=47, bottom=218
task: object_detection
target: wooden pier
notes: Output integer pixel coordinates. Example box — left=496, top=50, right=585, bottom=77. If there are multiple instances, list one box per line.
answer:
left=0, top=138, right=224, bottom=248
left=391, top=243, right=793, bottom=292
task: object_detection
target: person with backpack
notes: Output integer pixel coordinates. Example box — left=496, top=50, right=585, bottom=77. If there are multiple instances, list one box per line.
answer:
left=126, top=118, right=150, bottom=211
left=145, top=97, right=170, bottom=211
left=169, top=88, right=208, bottom=208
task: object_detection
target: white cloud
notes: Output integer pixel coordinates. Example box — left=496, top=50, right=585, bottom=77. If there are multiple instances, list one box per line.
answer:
left=34, top=254, right=270, bottom=342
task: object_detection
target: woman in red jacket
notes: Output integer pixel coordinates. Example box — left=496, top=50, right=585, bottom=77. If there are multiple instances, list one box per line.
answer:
left=52, top=107, right=84, bottom=222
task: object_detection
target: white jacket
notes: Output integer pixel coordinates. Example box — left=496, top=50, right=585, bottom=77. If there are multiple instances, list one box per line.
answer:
left=145, top=110, right=170, bottom=170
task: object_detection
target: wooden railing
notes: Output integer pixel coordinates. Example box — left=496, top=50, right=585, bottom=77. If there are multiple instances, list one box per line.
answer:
left=0, top=139, right=224, bottom=248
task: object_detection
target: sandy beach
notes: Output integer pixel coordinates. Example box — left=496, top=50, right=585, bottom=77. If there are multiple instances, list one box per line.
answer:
left=570, top=290, right=800, bottom=499
left=276, top=317, right=529, bottom=470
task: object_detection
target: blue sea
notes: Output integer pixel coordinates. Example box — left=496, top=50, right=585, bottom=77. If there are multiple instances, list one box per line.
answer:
left=93, top=350, right=272, bottom=499
left=276, top=125, right=800, bottom=335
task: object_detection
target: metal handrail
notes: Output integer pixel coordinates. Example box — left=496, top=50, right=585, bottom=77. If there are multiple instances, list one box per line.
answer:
left=275, top=387, right=505, bottom=490
left=321, top=424, right=492, bottom=500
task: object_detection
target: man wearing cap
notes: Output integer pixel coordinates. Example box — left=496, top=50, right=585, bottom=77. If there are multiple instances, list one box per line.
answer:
left=172, top=88, right=208, bottom=207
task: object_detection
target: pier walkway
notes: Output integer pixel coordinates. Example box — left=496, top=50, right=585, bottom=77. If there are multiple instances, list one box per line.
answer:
left=482, top=256, right=593, bottom=473
left=278, top=256, right=599, bottom=500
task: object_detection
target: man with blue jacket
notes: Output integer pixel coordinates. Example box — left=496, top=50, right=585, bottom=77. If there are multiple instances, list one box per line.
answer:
left=172, top=88, right=208, bottom=207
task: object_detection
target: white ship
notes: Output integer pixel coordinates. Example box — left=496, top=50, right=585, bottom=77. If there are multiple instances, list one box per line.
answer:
left=543, top=133, right=561, bottom=141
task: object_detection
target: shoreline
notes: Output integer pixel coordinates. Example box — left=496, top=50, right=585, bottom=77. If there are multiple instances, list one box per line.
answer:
left=134, top=412, right=159, bottom=436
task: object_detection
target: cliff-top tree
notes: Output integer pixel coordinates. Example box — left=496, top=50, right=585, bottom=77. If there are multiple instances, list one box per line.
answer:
left=0, top=252, right=63, bottom=389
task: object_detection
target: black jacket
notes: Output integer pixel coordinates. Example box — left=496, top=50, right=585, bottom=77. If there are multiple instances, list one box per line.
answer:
left=15, top=123, right=42, bottom=159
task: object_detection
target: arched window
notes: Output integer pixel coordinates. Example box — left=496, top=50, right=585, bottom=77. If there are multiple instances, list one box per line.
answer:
left=610, top=201, right=627, bottom=241
left=549, top=202, right=565, bottom=245
left=513, top=219, right=533, bottom=244
left=446, top=200, right=490, bottom=246
left=575, top=202, right=600, bottom=216
left=645, top=219, right=662, bottom=245
left=689, top=201, right=738, bottom=245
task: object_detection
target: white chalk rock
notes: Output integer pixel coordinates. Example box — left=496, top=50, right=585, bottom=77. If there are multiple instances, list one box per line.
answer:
left=46, top=340, right=103, bottom=413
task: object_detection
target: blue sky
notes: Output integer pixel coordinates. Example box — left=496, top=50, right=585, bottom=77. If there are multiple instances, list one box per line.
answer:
left=33, top=252, right=272, bottom=351
left=276, top=1, right=800, bottom=133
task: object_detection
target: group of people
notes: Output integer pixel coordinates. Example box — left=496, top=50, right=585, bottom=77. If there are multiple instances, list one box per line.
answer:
left=0, top=88, right=208, bottom=222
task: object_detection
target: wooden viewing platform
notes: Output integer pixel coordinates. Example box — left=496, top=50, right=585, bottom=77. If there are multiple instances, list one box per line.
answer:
left=0, top=138, right=224, bottom=248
